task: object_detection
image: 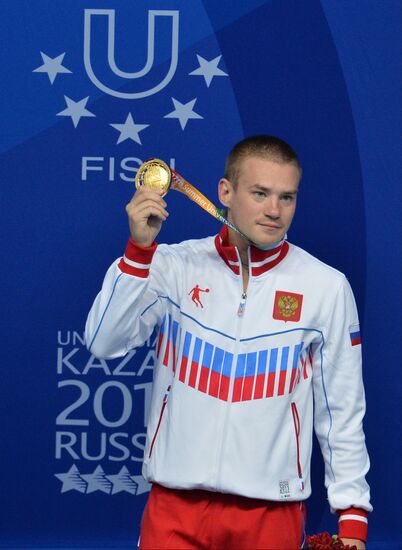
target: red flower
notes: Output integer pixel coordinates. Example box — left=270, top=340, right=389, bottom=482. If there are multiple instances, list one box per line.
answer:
left=305, top=532, right=357, bottom=549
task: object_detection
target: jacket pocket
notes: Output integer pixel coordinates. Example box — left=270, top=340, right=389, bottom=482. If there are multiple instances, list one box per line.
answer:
left=149, top=385, right=171, bottom=459
left=291, top=402, right=304, bottom=491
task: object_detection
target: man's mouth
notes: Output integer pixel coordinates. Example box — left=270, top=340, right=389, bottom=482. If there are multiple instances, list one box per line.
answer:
left=258, top=222, right=281, bottom=229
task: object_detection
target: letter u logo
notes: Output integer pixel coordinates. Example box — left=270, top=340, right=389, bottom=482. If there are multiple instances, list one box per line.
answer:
left=84, top=9, right=179, bottom=99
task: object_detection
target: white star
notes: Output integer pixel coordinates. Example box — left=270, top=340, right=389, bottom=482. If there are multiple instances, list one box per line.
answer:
left=110, top=113, right=149, bottom=145
left=57, top=96, right=96, bottom=128
left=164, top=98, right=203, bottom=130
left=189, top=55, right=228, bottom=87
left=80, top=465, right=112, bottom=494
left=55, top=464, right=87, bottom=494
left=106, top=466, right=138, bottom=495
left=33, top=52, right=72, bottom=85
left=131, top=475, right=151, bottom=495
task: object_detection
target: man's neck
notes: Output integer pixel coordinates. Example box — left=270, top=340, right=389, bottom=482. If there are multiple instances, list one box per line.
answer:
left=227, top=228, right=249, bottom=266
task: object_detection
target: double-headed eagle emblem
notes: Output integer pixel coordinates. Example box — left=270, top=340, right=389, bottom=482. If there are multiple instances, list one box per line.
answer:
left=273, top=290, right=303, bottom=322
left=277, top=294, right=299, bottom=319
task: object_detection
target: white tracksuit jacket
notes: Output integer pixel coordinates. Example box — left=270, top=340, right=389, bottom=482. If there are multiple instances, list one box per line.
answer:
left=86, top=226, right=371, bottom=540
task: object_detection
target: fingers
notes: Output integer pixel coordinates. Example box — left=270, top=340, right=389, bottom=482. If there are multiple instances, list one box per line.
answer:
left=126, top=188, right=169, bottom=246
left=128, top=186, right=167, bottom=204
left=126, top=188, right=167, bottom=212
left=126, top=193, right=168, bottom=222
left=131, top=200, right=169, bottom=222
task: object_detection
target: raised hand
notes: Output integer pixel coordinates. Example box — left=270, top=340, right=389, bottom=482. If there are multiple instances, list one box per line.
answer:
left=125, top=187, right=169, bottom=247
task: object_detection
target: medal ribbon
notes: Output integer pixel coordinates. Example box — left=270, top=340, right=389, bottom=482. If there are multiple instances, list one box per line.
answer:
left=135, top=159, right=285, bottom=249
left=170, top=169, right=250, bottom=242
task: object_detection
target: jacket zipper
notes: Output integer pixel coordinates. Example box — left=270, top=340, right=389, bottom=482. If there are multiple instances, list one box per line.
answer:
left=291, top=402, right=304, bottom=491
left=149, top=385, right=171, bottom=459
left=237, top=250, right=249, bottom=316
left=215, top=249, right=250, bottom=489
left=237, top=292, right=247, bottom=316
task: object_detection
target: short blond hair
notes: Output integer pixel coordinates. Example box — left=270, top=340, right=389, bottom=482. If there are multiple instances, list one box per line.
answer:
left=224, top=135, right=301, bottom=185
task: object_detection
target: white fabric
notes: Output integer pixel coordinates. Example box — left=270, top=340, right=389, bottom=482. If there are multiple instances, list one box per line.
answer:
left=339, top=514, right=368, bottom=523
left=86, top=235, right=372, bottom=513
left=122, top=255, right=151, bottom=269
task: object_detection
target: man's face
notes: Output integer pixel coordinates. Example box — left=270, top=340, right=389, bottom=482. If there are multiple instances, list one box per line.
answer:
left=218, top=156, right=300, bottom=248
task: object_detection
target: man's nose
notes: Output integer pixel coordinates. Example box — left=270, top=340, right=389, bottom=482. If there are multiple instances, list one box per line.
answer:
left=264, top=197, right=280, bottom=218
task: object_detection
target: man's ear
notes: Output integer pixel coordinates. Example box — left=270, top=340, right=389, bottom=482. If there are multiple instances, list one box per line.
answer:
left=218, top=178, right=233, bottom=208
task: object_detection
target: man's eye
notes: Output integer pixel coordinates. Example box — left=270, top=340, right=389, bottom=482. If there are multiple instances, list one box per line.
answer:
left=253, top=191, right=265, bottom=198
left=281, top=195, right=294, bottom=202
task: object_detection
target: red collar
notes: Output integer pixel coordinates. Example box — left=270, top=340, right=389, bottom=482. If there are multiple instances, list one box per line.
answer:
left=214, top=225, right=289, bottom=277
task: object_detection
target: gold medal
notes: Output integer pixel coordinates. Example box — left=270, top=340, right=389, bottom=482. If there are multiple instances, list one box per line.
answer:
left=135, top=158, right=172, bottom=196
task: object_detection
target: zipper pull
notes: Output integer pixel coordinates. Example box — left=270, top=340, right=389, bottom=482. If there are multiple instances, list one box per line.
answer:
left=237, top=292, right=247, bottom=317
left=163, top=385, right=172, bottom=403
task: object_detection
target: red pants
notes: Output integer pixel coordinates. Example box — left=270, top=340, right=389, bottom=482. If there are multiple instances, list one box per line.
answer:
left=139, top=484, right=305, bottom=549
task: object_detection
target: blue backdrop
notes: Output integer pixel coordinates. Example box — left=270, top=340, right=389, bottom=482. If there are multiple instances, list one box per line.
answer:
left=0, top=1, right=400, bottom=548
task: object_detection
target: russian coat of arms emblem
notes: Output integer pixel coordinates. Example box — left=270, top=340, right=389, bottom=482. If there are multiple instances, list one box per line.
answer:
left=273, top=291, right=303, bottom=322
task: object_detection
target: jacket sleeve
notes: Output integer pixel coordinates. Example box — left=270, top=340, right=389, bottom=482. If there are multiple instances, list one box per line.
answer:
left=312, top=275, right=372, bottom=542
left=85, top=238, right=175, bottom=359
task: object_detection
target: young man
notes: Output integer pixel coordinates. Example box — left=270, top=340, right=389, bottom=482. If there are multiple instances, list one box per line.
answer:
left=86, top=136, right=371, bottom=549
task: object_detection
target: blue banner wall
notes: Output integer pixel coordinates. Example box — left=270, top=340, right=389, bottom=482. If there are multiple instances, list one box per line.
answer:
left=0, top=1, right=400, bottom=548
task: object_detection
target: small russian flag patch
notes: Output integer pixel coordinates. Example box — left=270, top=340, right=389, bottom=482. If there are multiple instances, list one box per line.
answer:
left=349, top=324, right=361, bottom=346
